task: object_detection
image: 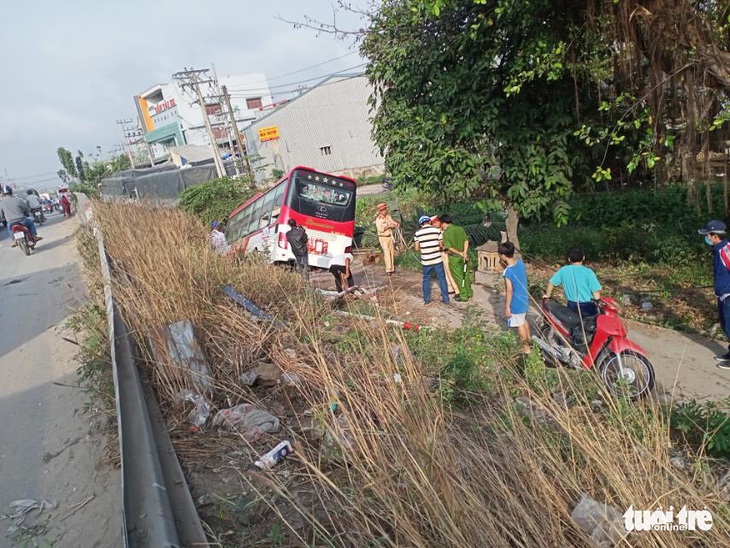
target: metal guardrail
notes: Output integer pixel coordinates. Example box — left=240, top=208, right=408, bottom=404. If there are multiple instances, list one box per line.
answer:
left=76, top=196, right=207, bottom=547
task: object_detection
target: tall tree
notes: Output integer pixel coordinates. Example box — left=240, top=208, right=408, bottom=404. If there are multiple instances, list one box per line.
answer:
left=75, top=151, right=86, bottom=182
left=56, top=147, right=77, bottom=180
left=363, top=0, right=603, bottom=242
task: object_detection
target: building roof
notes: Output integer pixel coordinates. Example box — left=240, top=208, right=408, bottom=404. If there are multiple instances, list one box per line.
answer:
left=137, top=83, right=165, bottom=98
left=248, top=72, right=366, bottom=128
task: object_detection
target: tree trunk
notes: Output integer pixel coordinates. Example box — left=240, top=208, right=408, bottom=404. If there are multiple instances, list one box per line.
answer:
left=505, top=206, right=520, bottom=254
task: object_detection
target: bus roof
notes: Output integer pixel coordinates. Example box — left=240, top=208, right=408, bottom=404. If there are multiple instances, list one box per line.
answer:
left=228, top=167, right=358, bottom=219
left=289, top=166, right=358, bottom=186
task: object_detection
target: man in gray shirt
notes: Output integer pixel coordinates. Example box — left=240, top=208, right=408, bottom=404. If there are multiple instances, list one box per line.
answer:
left=0, top=186, right=41, bottom=244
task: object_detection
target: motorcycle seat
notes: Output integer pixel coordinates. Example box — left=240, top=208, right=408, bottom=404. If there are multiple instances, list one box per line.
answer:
left=545, top=299, right=582, bottom=328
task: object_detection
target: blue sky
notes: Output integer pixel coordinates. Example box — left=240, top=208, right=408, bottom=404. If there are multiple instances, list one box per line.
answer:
left=0, top=0, right=364, bottom=188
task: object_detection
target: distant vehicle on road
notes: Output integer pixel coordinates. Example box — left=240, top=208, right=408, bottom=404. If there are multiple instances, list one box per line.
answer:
left=225, top=166, right=357, bottom=269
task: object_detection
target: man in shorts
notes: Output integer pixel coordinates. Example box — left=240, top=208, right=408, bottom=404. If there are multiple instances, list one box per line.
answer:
left=499, top=241, right=531, bottom=354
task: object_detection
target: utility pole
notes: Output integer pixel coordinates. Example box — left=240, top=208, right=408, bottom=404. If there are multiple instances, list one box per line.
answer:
left=172, top=68, right=225, bottom=178
left=116, top=118, right=137, bottom=168
left=221, top=85, right=255, bottom=185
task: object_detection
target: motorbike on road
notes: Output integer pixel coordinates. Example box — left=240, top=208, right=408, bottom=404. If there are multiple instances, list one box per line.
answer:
left=31, top=207, right=46, bottom=225
left=532, top=297, right=655, bottom=399
left=10, top=222, right=37, bottom=256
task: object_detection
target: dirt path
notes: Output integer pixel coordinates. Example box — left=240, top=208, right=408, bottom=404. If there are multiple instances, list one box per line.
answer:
left=323, top=257, right=730, bottom=403
left=0, top=212, right=121, bottom=547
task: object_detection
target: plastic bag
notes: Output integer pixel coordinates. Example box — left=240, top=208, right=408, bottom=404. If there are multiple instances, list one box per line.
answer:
left=177, top=390, right=211, bottom=427
left=570, top=493, right=625, bottom=548
left=212, top=403, right=280, bottom=441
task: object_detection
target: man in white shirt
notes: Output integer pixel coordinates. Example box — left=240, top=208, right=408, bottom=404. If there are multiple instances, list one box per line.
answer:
left=209, top=221, right=230, bottom=254
left=328, top=246, right=355, bottom=293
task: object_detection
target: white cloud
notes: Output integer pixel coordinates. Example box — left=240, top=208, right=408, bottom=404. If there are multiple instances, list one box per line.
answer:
left=0, top=0, right=365, bottom=182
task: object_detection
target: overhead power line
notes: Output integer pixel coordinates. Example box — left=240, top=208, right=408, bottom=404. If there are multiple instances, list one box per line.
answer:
left=225, top=63, right=366, bottom=95
left=228, top=72, right=366, bottom=100
left=266, top=51, right=358, bottom=81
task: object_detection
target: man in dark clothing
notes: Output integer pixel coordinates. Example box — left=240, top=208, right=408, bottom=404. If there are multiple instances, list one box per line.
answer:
left=286, top=219, right=309, bottom=280
left=699, top=220, right=730, bottom=368
left=0, top=185, right=41, bottom=246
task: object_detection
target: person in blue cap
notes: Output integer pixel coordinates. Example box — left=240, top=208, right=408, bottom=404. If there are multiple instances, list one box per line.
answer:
left=209, top=220, right=230, bottom=254
left=413, top=215, right=450, bottom=305
left=699, top=219, right=730, bottom=368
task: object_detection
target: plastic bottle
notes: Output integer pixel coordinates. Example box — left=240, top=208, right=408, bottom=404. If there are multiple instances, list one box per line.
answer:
left=254, top=440, right=294, bottom=469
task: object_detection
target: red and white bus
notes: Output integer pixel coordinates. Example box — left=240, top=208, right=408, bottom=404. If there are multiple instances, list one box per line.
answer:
left=225, top=166, right=357, bottom=269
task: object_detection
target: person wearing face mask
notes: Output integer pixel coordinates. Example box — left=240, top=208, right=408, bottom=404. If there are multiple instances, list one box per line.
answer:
left=698, top=220, right=730, bottom=367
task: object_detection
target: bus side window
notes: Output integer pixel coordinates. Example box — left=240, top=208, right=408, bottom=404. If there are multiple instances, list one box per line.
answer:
left=258, top=187, right=278, bottom=229
left=247, top=200, right=263, bottom=235
left=271, top=183, right=286, bottom=222
left=233, top=206, right=251, bottom=241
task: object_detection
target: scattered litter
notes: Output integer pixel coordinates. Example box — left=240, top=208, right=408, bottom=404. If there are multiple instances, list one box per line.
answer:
left=196, top=494, right=214, bottom=507
left=254, top=440, right=294, bottom=469
left=223, top=285, right=283, bottom=326
left=334, top=310, right=429, bottom=330
left=281, top=372, right=302, bottom=386
left=240, top=362, right=281, bottom=387
left=393, top=373, right=403, bottom=384
left=177, top=389, right=211, bottom=427
left=322, top=415, right=355, bottom=459
left=1, top=499, right=57, bottom=533
left=315, top=285, right=383, bottom=301
left=670, top=456, right=686, bottom=470
left=283, top=348, right=297, bottom=360
left=570, top=493, right=625, bottom=548
left=212, top=403, right=280, bottom=440
left=329, top=389, right=341, bottom=413
left=641, top=301, right=654, bottom=311
left=240, top=371, right=258, bottom=386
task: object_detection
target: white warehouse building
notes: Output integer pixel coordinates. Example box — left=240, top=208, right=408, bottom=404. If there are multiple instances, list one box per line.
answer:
left=244, top=73, right=384, bottom=184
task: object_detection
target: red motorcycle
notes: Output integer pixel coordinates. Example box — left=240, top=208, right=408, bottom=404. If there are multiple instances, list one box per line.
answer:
left=533, top=297, right=655, bottom=399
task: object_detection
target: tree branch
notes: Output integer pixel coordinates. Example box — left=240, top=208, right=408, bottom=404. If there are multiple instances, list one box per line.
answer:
left=276, top=1, right=373, bottom=40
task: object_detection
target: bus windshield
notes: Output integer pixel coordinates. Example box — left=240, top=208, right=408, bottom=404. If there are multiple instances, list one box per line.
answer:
left=287, top=171, right=355, bottom=223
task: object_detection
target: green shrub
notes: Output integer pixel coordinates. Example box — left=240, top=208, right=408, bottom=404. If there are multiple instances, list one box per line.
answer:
left=522, top=184, right=726, bottom=265
left=178, top=177, right=254, bottom=226
left=671, top=399, right=730, bottom=459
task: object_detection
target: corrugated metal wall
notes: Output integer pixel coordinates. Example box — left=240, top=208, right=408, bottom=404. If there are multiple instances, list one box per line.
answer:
left=245, top=75, right=384, bottom=183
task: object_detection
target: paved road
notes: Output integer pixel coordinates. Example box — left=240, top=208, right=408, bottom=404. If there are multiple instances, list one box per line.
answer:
left=0, top=212, right=121, bottom=547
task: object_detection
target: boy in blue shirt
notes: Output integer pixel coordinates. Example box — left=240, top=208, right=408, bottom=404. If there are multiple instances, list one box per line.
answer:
left=499, top=242, right=531, bottom=354
left=543, top=247, right=602, bottom=317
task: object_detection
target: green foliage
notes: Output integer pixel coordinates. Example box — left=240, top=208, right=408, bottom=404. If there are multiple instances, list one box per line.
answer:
left=357, top=173, right=385, bottom=186
left=110, top=154, right=132, bottom=173
left=671, top=399, right=730, bottom=459
left=406, top=326, right=518, bottom=405
left=521, top=185, right=726, bottom=265
left=363, top=0, right=607, bottom=227
left=67, top=302, right=114, bottom=410
left=57, top=147, right=77, bottom=179
left=70, top=181, right=101, bottom=199
left=354, top=188, right=436, bottom=248
left=178, top=177, right=255, bottom=226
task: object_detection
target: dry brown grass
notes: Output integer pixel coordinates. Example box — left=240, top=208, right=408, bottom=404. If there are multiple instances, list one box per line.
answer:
left=94, top=202, right=730, bottom=547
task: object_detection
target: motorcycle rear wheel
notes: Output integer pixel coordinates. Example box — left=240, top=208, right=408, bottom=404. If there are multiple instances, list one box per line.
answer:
left=19, top=239, right=30, bottom=256
left=599, top=350, right=654, bottom=400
